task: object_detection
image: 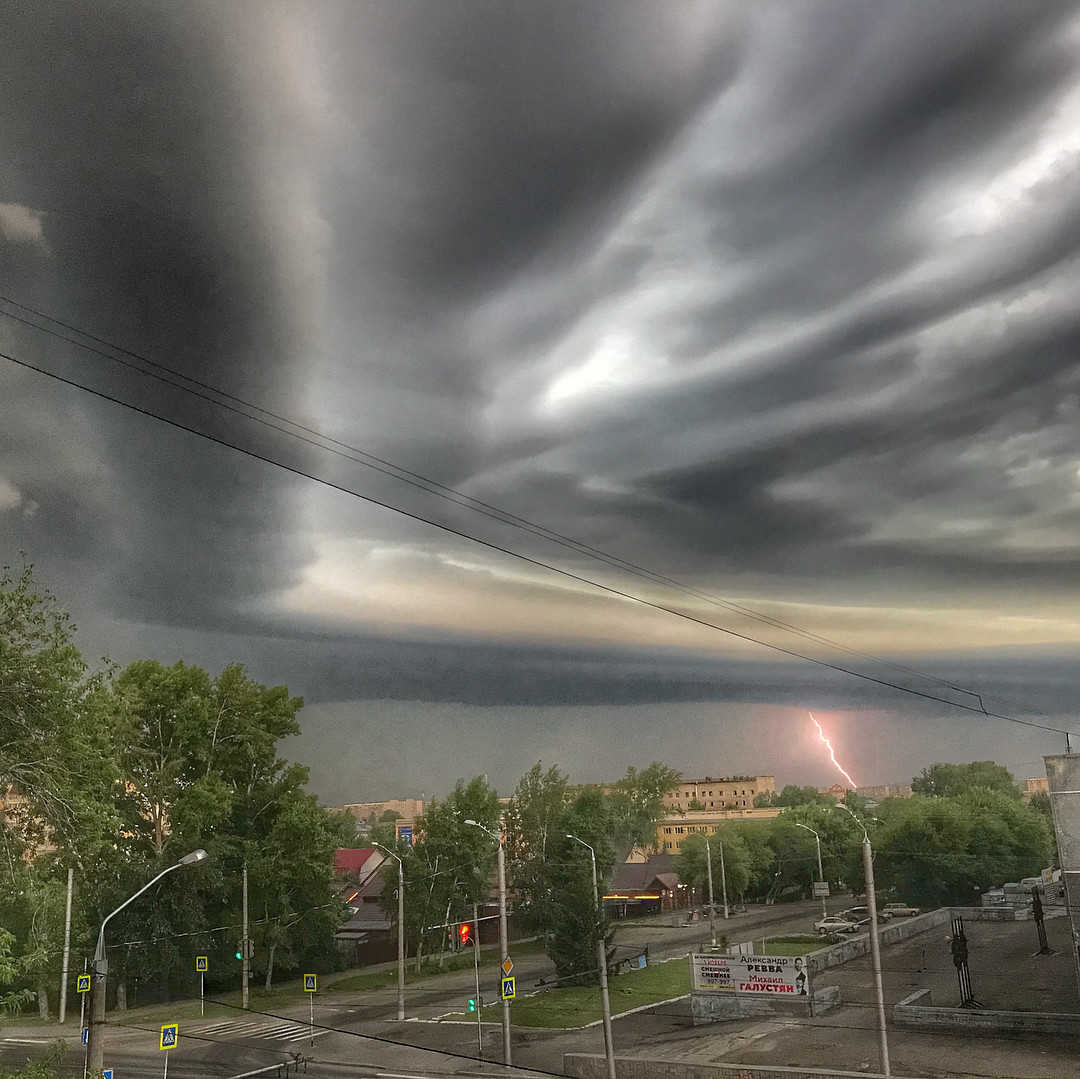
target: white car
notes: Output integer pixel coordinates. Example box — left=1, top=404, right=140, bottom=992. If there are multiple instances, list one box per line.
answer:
left=815, top=914, right=859, bottom=935
left=882, top=902, right=920, bottom=917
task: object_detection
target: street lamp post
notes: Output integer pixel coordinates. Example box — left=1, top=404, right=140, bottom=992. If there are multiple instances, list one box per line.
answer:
left=373, top=842, right=406, bottom=1021
left=465, top=819, right=511, bottom=1067
left=835, top=804, right=890, bottom=1078
left=703, top=839, right=716, bottom=947
left=795, top=823, right=827, bottom=921
left=87, top=849, right=208, bottom=1074
left=567, top=833, right=616, bottom=1079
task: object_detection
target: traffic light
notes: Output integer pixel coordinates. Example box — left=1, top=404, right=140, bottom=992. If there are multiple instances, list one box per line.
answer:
left=467, top=997, right=477, bottom=1013
left=235, top=942, right=243, bottom=960
left=459, top=922, right=471, bottom=946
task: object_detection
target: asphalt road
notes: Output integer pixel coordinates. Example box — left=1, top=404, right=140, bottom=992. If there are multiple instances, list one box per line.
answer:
left=0, top=899, right=841, bottom=1079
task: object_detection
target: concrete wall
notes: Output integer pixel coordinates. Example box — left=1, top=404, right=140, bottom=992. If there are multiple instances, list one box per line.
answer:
left=894, top=988, right=1080, bottom=1038
left=564, top=1055, right=910, bottom=1079
left=690, top=985, right=839, bottom=1023
left=1043, top=753, right=1080, bottom=996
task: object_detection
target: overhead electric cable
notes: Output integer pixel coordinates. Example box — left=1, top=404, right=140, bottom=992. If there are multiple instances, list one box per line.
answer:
left=2, top=346, right=1072, bottom=740
left=0, top=294, right=1023, bottom=716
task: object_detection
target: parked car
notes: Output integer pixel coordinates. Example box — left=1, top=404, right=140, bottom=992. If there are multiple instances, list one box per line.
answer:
left=882, top=902, right=920, bottom=917
left=815, top=914, right=860, bottom=935
left=841, top=905, right=892, bottom=925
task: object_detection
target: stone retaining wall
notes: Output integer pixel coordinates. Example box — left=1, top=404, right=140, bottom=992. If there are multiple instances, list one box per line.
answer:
left=893, top=988, right=1080, bottom=1038
left=564, top=1054, right=918, bottom=1079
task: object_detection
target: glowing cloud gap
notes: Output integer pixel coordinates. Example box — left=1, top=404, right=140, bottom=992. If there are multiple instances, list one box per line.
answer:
left=808, top=711, right=858, bottom=788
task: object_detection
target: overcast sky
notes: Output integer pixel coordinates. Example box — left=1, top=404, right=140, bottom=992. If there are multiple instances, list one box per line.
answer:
left=2, top=1, right=1079, bottom=804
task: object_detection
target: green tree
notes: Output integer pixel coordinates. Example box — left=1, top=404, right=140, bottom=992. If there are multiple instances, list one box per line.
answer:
left=911, top=761, right=1020, bottom=800
left=874, top=790, right=1051, bottom=906
left=88, top=660, right=343, bottom=1001
left=605, top=762, right=682, bottom=850
left=381, top=777, right=500, bottom=968
left=0, top=561, right=118, bottom=856
left=772, top=785, right=832, bottom=808
left=676, top=830, right=753, bottom=903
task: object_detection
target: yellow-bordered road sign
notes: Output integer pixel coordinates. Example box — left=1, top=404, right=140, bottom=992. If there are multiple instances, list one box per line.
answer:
left=76, top=974, right=91, bottom=993
left=304, top=973, right=317, bottom=992
left=195, top=956, right=208, bottom=972
left=159, top=1023, right=179, bottom=1050
left=501, top=957, right=513, bottom=976
left=501, top=977, right=515, bottom=1000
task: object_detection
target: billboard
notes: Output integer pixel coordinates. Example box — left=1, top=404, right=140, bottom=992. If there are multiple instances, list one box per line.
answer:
left=691, top=953, right=810, bottom=997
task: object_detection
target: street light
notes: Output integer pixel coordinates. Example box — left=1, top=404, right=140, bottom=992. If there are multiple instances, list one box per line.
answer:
left=835, top=803, right=890, bottom=1078
left=794, top=822, right=827, bottom=921
left=567, top=833, right=616, bottom=1079
left=373, top=841, right=406, bottom=1021
left=703, top=836, right=728, bottom=951
left=87, top=849, right=208, bottom=1073
left=464, top=819, right=511, bottom=1066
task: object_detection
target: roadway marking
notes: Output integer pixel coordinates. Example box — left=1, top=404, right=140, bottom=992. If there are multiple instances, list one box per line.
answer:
left=193, top=1018, right=329, bottom=1043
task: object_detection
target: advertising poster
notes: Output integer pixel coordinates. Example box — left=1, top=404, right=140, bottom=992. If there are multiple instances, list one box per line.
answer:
left=691, top=953, right=810, bottom=997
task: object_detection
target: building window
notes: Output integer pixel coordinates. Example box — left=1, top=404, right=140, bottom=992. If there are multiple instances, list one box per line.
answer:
left=664, top=827, right=672, bottom=834
left=675, top=827, right=684, bottom=834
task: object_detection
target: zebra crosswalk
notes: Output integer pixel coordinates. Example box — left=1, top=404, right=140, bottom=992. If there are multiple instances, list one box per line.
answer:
left=194, top=1017, right=329, bottom=1044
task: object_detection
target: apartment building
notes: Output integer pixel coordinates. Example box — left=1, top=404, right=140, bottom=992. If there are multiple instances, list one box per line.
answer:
left=663, top=774, right=775, bottom=812
left=657, top=806, right=781, bottom=852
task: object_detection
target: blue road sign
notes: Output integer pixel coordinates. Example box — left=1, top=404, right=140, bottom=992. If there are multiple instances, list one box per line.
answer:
left=159, top=1023, right=178, bottom=1050
left=501, top=977, right=516, bottom=1000
left=81, top=1028, right=88, bottom=1045
left=195, top=955, right=208, bottom=972
left=304, top=973, right=317, bottom=992
left=398, top=825, right=413, bottom=845
left=76, top=974, right=90, bottom=993
left=103, top=1070, right=113, bottom=1079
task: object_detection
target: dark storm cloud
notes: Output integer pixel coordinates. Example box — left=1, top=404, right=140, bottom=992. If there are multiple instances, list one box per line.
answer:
left=0, top=0, right=738, bottom=624
left=3, top=0, right=1080, bottom=763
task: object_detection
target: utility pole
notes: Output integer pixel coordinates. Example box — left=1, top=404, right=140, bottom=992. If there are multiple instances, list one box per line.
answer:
left=472, top=902, right=482, bottom=1060
left=719, top=840, right=729, bottom=919
left=704, top=839, right=717, bottom=947
left=465, top=818, right=512, bottom=1067
left=496, top=824, right=511, bottom=1067
left=836, top=804, right=889, bottom=1078
left=374, top=842, right=406, bottom=1021
left=242, top=862, right=249, bottom=1011
left=87, top=850, right=208, bottom=1073
left=795, top=823, right=827, bottom=921
left=567, top=834, right=616, bottom=1079
left=58, top=867, right=73, bottom=1025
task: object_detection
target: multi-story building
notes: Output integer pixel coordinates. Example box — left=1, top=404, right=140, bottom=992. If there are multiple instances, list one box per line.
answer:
left=657, top=806, right=781, bottom=852
left=335, top=798, right=425, bottom=845
left=663, top=775, right=775, bottom=812
left=857, top=784, right=913, bottom=801
left=1023, top=777, right=1049, bottom=802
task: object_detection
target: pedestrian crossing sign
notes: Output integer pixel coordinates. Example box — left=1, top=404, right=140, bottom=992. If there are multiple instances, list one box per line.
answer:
left=196, top=955, right=208, bottom=972
left=304, top=973, right=317, bottom=992
left=76, top=974, right=91, bottom=993
left=501, top=977, right=515, bottom=1000
left=159, top=1022, right=178, bottom=1050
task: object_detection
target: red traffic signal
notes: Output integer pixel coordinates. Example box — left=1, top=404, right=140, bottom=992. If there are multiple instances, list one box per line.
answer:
left=459, top=922, right=472, bottom=945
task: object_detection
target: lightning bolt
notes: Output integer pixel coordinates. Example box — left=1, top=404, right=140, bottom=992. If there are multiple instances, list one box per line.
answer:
left=808, top=712, right=858, bottom=789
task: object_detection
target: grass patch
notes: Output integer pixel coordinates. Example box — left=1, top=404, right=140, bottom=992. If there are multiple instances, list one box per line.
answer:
left=329, top=939, right=546, bottom=993
left=758, top=935, right=822, bottom=956
left=444, top=958, right=689, bottom=1029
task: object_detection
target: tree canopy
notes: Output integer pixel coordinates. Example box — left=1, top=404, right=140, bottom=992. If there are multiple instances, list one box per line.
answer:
left=911, top=761, right=1020, bottom=799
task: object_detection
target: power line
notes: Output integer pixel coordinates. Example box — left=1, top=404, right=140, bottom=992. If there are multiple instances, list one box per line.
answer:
left=1, top=345, right=1072, bottom=740
left=0, top=295, right=1043, bottom=720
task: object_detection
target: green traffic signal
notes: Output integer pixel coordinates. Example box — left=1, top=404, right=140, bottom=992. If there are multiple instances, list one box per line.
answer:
left=467, top=998, right=476, bottom=1013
